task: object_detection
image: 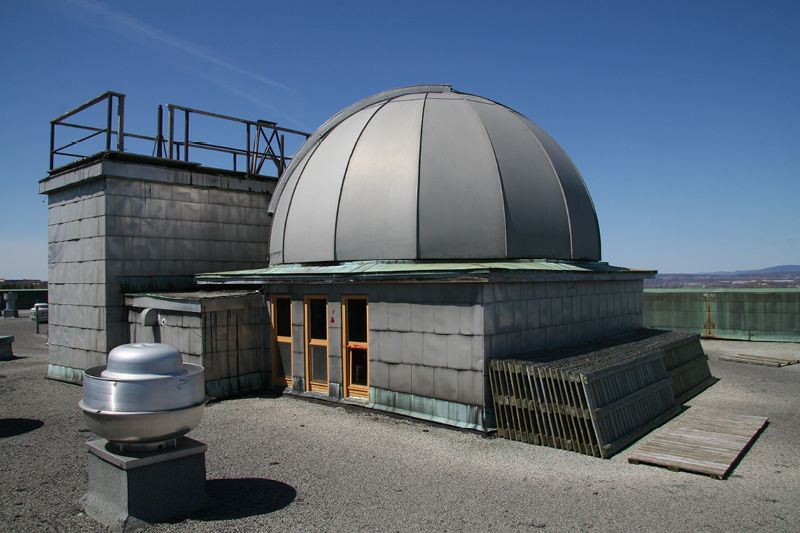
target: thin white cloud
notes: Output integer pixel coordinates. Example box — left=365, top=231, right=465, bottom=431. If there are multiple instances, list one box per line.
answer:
left=203, top=75, right=304, bottom=126
left=66, top=0, right=290, bottom=91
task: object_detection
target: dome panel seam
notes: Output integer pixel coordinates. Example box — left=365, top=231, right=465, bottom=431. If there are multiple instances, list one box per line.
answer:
left=513, top=112, right=574, bottom=259
left=332, top=99, right=394, bottom=262
left=461, top=97, right=509, bottom=258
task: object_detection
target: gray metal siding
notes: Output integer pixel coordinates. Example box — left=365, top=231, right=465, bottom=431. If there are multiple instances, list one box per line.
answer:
left=335, top=98, right=424, bottom=260
left=283, top=105, right=380, bottom=263
left=519, top=117, right=601, bottom=260
left=418, top=97, right=505, bottom=259
left=467, top=100, right=572, bottom=259
left=268, top=144, right=317, bottom=264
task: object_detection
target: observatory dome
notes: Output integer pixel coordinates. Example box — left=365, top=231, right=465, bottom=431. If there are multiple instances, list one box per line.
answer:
left=268, top=85, right=600, bottom=265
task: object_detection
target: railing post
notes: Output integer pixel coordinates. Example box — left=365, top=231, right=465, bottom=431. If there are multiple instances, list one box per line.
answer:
left=168, top=105, right=174, bottom=159
left=245, top=123, right=251, bottom=175
left=105, top=95, right=112, bottom=151
left=184, top=110, right=189, bottom=162
left=49, top=122, right=55, bottom=170
left=280, top=134, right=286, bottom=176
left=116, top=94, right=125, bottom=152
left=156, top=105, right=164, bottom=158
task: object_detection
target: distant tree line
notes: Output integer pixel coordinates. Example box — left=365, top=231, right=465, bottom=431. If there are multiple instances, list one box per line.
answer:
left=0, top=280, right=49, bottom=290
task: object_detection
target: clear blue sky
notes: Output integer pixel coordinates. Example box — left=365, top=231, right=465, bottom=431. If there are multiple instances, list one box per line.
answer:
left=2, top=0, right=798, bottom=279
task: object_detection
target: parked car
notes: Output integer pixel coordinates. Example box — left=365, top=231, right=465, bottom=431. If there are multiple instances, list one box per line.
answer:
left=30, top=303, right=48, bottom=323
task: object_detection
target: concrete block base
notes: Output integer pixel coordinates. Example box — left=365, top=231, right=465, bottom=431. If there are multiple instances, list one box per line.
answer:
left=82, top=437, right=209, bottom=532
left=0, top=335, right=13, bottom=360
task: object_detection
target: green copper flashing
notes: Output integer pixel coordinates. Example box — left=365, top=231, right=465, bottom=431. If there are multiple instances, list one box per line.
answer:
left=197, top=260, right=653, bottom=284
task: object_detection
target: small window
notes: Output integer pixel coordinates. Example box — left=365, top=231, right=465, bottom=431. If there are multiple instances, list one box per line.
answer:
left=309, top=299, right=327, bottom=340
left=347, top=299, right=367, bottom=343
left=276, top=298, right=291, bottom=337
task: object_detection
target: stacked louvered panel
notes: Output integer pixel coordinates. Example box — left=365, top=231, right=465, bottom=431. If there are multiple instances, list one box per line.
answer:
left=658, top=333, right=716, bottom=403
left=489, top=330, right=712, bottom=458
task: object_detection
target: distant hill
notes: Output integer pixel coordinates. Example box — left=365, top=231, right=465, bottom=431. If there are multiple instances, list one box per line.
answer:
left=647, top=265, right=800, bottom=289
left=701, top=265, right=800, bottom=276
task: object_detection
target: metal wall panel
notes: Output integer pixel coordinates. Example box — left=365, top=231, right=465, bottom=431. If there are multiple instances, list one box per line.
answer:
left=644, top=289, right=800, bottom=342
left=282, top=105, right=380, bottom=263
left=335, top=98, right=424, bottom=260
left=418, top=97, right=505, bottom=259
left=520, top=117, right=601, bottom=260
left=267, top=85, right=450, bottom=217
left=268, top=145, right=318, bottom=264
left=467, top=100, right=572, bottom=259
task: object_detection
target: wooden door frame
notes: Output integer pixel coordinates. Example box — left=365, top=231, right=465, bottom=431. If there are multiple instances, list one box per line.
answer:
left=342, top=295, right=369, bottom=399
left=270, top=294, right=292, bottom=388
left=304, top=295, right=329, bottom=393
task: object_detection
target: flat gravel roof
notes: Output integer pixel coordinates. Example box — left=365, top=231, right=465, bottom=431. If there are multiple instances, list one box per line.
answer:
left=1, top=317, right=798, bottom=532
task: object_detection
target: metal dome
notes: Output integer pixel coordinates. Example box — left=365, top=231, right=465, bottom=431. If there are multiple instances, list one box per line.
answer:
left=268, top=85, right=600, bottom=264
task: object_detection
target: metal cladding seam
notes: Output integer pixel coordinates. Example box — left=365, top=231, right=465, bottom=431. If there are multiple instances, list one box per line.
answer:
left=335, top=95, right=424, bottom=261
left=417, top=93, right=506, bottom=259
left=282, top=104, right=381, bottom=263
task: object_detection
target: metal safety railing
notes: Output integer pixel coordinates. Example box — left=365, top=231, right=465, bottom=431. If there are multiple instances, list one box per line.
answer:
left=49, top=91, right=310, bottom=177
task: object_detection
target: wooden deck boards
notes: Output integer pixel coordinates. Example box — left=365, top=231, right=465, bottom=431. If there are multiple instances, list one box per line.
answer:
left=719, top=354, right=799, bottom=367
left=628, top=412, right=768, bottom=479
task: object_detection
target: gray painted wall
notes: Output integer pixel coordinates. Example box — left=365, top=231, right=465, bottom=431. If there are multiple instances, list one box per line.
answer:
left=42, top=155, right=275, bottom=382
left=127, top=305, right=268, bottom=398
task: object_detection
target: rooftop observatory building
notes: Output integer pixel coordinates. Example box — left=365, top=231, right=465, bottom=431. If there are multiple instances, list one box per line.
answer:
left=201, top=85, right=650, bottom=429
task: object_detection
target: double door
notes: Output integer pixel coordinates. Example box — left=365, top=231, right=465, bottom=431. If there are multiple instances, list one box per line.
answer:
left=273, top=295, right=369, bottom=399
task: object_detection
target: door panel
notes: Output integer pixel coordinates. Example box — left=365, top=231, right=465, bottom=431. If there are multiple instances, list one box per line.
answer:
left=305, top=296, right=328, bottom=393
left=343, top=296, right=369, bottom=399
left=271, top=296, right=292, bottom=387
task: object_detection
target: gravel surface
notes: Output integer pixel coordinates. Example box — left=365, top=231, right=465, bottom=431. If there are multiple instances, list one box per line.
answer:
left=1, top=317, right=798, bottom=532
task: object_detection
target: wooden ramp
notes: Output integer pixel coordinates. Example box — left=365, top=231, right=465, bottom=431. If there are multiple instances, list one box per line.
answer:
left=719, top=354, right=799, bottom=367
left=627, top=412, right=768, bottom=479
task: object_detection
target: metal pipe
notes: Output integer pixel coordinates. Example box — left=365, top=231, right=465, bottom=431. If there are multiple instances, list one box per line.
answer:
left=117, top=94, right=125, bottom=152
left=49, top=91, right=125, bottom=124
left=245, top=124, right=251, bottom=175
left=251, top=126, right=261, bottom=175
left=55, top=122, right=105, bottom=133
left=280, top=134, right=286, bottom=176
left=168, top=105, right=174, bottom=159
left=105, top=95, right=112, bottom=151
left=168, top=103, right=309, bottom=137
left=156, top=105, right=164, bottom=158
left=184, top=110, right=189, bottom=162
left=54, top=123, right=157, bottom=143
left=49, top=123, right=55, bottom=170
left=54, top=129, right=105, bottom=153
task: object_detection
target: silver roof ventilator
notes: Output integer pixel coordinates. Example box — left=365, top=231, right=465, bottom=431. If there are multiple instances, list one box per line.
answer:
left=80, top=343, right=206, bottom=452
